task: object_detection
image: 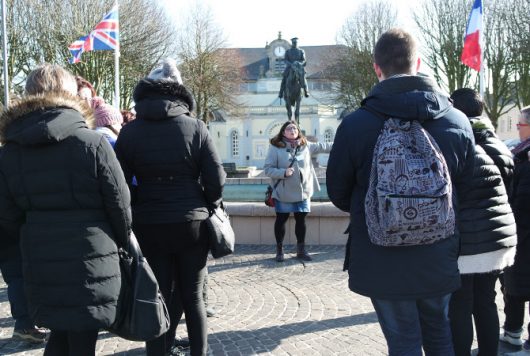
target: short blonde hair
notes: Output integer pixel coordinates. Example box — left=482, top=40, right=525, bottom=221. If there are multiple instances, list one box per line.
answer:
left=25, top=64, right=78, bottom=96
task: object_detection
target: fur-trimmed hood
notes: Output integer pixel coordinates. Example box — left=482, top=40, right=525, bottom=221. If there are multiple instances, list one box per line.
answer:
left=0, top=92, right=94, bottom=145
left=133, top=79, right=196, bottom=121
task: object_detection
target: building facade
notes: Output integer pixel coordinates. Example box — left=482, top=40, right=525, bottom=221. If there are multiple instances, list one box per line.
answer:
left=208, top=34, right=345, bottom=169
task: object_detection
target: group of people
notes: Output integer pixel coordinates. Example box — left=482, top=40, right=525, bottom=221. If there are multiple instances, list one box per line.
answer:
left=0, top=26, right=529, bottom=356
left=0, top=58, right=224, bottom=356
left=327, top=28, right=530, bottom=356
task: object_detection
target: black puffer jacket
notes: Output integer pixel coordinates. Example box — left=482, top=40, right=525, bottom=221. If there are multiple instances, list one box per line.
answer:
left=115, top=79, right=225, bottom=224
left=457, top=117, right=516, bottom=274
left=0, top=93, right=131, bottom=330
left=505, top=138, right=530, bottom=297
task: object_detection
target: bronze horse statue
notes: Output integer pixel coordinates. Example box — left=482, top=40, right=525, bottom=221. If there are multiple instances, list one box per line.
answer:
left=282, top=61, right=305, bottom=123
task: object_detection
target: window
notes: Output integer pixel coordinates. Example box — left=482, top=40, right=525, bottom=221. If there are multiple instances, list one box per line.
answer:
left=324, top=128, right=334, bottom=143
left=231, top=130, right=239, bottom=157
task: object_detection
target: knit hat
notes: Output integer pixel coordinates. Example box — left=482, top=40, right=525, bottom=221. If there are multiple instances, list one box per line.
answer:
left=92, top=97, right=123, bottom=127
left=147, top=58, right=183, bottom=84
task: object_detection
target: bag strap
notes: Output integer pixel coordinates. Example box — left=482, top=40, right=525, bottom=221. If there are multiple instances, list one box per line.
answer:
left=360, top=106, right=389, bottom=121
left=361, top=105, right=425, bottom=124
left=272, top=146, right=299, bottom=189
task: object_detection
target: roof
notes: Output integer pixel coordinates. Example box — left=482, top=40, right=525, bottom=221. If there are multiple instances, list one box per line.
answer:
left=223, top=44, right=347, bottom=81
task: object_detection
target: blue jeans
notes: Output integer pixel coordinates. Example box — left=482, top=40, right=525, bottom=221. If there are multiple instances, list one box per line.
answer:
left=371, top=294, right=454, bottom=356
left=0, top=245, right=33, bottom=330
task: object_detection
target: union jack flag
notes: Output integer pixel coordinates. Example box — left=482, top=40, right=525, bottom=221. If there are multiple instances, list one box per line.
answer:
left=68, top=5, right=119, bottom=64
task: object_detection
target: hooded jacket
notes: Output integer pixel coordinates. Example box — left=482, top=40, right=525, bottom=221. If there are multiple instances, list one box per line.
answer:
left=457, top=117, right=516, bottom=274
left=115, top=79, right=225, bottom=224
left=0, top=93, right=131, bottom=330
left=327, top=75, right=475, bottom=300
left=504, top=137, right=530, bottom=297
left=263, top=141, right=332, bottom=203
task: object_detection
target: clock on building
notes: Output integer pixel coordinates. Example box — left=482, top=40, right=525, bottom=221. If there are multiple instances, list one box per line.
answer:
left=273, top=45, right=285, bottom=57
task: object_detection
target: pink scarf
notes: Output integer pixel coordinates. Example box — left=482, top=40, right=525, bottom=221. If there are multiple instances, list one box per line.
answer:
left=283, top=137, right=300, bottom=148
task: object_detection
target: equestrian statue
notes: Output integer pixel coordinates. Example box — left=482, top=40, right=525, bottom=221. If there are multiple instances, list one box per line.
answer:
left=278, top=37, right=309, bottom=123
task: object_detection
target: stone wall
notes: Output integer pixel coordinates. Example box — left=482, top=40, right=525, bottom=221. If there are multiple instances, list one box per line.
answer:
left=225, top=202, right=350, bottom=245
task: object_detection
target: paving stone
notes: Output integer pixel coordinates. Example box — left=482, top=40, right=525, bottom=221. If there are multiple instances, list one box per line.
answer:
left=0, top=245, right=526, bottom=355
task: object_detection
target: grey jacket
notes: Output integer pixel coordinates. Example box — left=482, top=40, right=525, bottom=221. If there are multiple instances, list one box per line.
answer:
left=264, top=141, right=332, bottom=202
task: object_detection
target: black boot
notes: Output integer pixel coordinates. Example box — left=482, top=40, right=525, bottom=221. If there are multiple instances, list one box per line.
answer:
left=275, top=243, right=284, bottom=262
left=296, top=243, right=311, bottom=261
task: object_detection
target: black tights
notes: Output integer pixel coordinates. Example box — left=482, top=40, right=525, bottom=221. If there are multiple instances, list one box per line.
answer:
left=274, top=212, right=308, bottom=244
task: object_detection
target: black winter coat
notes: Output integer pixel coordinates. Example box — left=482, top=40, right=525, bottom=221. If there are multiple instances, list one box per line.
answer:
left=457, top=118, right=516, bottom=273
left=505, top=139, right=530, bottom=297
left=115, top=79, right=225, bottom=224
left=327, top=75, right=475, bottom=300
left=0, top=94, right=131, bottom=330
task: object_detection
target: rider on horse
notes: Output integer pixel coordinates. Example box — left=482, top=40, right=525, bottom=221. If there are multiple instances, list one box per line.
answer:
left=278, top=37, right=309, bottom=99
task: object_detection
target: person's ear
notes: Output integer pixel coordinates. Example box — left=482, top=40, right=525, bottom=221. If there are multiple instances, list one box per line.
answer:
left=415, top=57, right=421, bottom=73
left=373, top=63, right=384, bottom=82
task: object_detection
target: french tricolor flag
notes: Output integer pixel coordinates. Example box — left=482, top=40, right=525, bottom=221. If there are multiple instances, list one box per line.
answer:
left=461, top=0, right=483, bottom=71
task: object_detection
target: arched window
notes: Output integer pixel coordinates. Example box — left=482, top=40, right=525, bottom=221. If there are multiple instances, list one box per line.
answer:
left=231, top=130, right=239, bottom=157
left=324, top=128, right=334, bottom=143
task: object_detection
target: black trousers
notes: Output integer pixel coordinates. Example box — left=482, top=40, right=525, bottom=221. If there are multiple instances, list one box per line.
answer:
left=449, top=273, right=499, bottom=356
left=166, top=269, right=210, bottom=348
left=134, top=221, right=209, bottom=356
left=43, top=329, right=99, bottom=356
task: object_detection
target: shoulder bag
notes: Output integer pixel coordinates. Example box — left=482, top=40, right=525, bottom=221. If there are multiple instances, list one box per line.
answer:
left=205, top=202, right=235, bottom=258
left=108, top=233, right=170, bottom=341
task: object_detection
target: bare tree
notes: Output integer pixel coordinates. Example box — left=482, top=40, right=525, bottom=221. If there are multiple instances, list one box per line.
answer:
left=333, top=0, right=398, bottom=110
left=507, top=0, right=530, bottom=108
left=413, top=0, right=472, bottom=94
left=2, top=0, right=175, bottom=108
left=174, top=3, right=242, bottom=123
left=482, top=0, right=515, bottom=126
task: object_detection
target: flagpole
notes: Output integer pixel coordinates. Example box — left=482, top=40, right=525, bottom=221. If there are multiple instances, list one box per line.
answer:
left=1, top=0, right=9, bottom=107
left=479, top=1, right=485, bottom=100
left=114, top=0, right=120, bottom=109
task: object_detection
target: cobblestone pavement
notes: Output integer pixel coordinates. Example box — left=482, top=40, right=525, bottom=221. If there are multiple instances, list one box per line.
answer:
left=0, top=245, right=527, bottom=355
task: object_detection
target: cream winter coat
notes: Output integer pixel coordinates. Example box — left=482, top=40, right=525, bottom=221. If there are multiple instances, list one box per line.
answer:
left=264, top=141, right=332, bottom=203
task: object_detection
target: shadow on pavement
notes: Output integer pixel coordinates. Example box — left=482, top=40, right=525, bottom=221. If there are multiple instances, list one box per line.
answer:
left=208, top=312, right=377, bottom=353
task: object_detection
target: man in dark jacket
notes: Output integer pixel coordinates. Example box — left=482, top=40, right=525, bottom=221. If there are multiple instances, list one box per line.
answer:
left=502, top=105, right=530, bottom=352
left=327, top=28, right=475, bottom=355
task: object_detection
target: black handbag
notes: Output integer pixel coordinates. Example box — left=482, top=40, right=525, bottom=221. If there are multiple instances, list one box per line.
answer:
left=108, top=234, right=170, bottom=341
left=205, top=202, right=235, bottom=258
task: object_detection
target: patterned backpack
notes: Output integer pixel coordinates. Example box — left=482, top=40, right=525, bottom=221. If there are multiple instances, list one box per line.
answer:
left=365, top=115, right=455, bottom=247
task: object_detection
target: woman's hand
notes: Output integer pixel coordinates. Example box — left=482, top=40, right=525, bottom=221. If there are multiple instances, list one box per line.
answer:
left=285, top=167, right=294, bottom=177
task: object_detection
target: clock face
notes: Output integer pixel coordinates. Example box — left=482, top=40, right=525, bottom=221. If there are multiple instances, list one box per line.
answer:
left=274, top=46, right=285, bottom=57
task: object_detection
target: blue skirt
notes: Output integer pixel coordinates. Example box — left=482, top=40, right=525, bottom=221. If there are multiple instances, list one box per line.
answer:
left=274, top=199, right=310, bottom=213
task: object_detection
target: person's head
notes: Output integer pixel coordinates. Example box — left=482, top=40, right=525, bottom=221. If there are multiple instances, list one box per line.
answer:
left=25, top=64, right=78, bottom=96
left=373, top=28, right=420, bottom=81
left=75, top=76, right=97, bottom=101
left=450, top=88, right=484, bottom=117
left=148, top=58, right=183, bottom=84
left=518, top=105, right=530, bottom=141
left=270, top=120, right=307, bottom=147
left=92, top=97, right=123, bottom=131
left=120, top=109, right=136, bottom=126
left=291, top=37, right=298, bottom=48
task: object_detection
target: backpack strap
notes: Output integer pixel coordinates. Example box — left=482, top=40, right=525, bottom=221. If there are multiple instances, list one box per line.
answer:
left=361, top=105, right=427, bottom=125
left=360, top=105, right=389, bottom=121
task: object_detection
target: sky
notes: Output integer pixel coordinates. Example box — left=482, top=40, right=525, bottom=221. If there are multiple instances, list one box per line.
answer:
left=159, top=0, right=420, bottom=48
